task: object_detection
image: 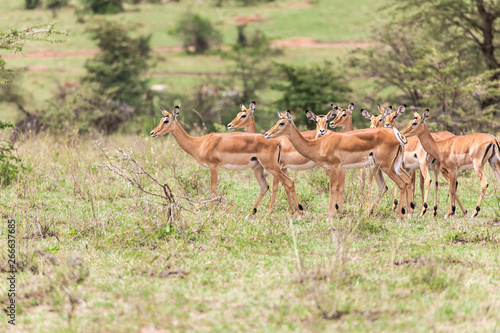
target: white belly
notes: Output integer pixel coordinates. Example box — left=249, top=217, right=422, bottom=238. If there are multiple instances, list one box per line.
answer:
left=221, top=163, right=254, bottom=171
left=404, top=161, right=419, bottom=169
left=459, top=164, right=474, bottom=171
left=341, top=161, right=374, bottom=169
left=285, top=161, right=317, bottom=171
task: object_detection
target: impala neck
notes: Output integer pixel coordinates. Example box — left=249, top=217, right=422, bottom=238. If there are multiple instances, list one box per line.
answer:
left=169, top=121, right=200, bottom=157
left=343, top=116, right=354, bottom=132
left=416, top=123, right=443, bottom=161
left=287, top=122, right=319, bottom=160
left=246, top=116, right=257, bottom=133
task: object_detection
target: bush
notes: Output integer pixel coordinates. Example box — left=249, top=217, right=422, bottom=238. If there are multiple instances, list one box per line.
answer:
left=46, top=0, right=69, bottom=9
left=83, top=20, right=152, bottom=107
left=0, top=121, right=24, bottom=186
left=81, top=0, right=123, bottom=14
left=170, top=13, right=222, bottom=54
left=273, top=61, right=352, bottom=127
left=25, top=0, right=42, bottom=9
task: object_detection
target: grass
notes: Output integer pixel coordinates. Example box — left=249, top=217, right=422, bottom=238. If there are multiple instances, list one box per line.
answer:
left=0, top=131, right=499, bottom=332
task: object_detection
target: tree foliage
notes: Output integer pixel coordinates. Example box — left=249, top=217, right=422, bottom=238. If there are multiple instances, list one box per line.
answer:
left=352, top=0, right=500, bottom=133
left=273, top=61, right=351, bottom=126
left=83, top=20, right=152, bottom=106
left=81, top=0, right=124, bottom=14
left=170, top=13, right=222, bottom=54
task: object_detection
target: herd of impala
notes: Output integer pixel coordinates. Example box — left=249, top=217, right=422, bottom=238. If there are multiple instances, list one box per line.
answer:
left=150, top=102, right=500, bottom=221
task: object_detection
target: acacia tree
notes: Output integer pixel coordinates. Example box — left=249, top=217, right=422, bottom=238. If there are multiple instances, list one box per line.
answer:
left=352, top=0, right=500, bottom=132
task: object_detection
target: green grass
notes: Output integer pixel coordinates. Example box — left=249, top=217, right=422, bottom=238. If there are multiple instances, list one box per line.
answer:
left=0, top=132, right=499, bottom=332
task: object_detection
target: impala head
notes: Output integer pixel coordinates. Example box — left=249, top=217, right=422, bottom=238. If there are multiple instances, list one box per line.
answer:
left=265, top=111, right=293, bottom=139
left=361, top=104, right=392, bottom=128
left=384, top=104, right=406, bottom=128
left=150, top=106, right=180, bottom=138
left=329, top=103, right=354, bottom=129
left=305, top=107, right=337, bottom=137
left=400, top=109, right=430, bottom=137
left=227, top=101, right=256, bottom=130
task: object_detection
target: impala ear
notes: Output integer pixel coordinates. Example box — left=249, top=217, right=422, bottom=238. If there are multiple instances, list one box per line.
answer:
left=330, top=104, right=339, bottom=117
left=326, top=109, right=336, bottom=121
left=377, top=104, right=385, bottom=114
left=395, top=104, right=406, bottom=118
left=361, top=109, right=372, bottom=120
left=382, top=106, right=392, bottom=120
left=305, top=110, right=317, bottom=122
left=240, top=103, right=247, bottom=111
left=286, top=110, right=293, bottom=121
left=421, top=109, right=430, bottom=121
left=248, top=101, right=256, bottom=116
left=413, top=110, right=419, bottom=118
left=160, top=107, right=168, bottom=117
left=277, top=111, right=284, bottom=119
left=348, top=103, right=354, bottom=114
left=172, top=106, right=180, bottom=119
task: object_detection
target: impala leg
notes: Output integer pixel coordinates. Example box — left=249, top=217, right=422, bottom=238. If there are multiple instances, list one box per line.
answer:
left=382, top=165, right=410, bottom=221
left=328, top=170, right=340, bottom=220
left=366, top=167, right=375, bottom=209
left=336, top=169, right=346, bottom=212
left=472, top=163, right=488, bottom=218
left=282, top=168, right=295, bottom=215
left=358, top=168, right=366, bottom=208
left=368, top=168, right=388, bottom=216
left=264, top=162, right=303, bottom=219
left=408, top=169, right=416, bottom=214
left=433, top=162, right=441, bottom=217
left=444, top=169, right=457, bottom=218
left=246, top=164, right=269, bottom=219
left=420, top=161, right=432, bottom=216
left=392, top=185, right=399, bottom=211
left=209, top=167, right=219, bottom=216
left=268, top=176, right=279, bottom=215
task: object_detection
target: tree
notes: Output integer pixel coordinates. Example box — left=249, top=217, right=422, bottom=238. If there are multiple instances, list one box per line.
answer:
left=351, top=0, right=500, bottom=132
left=81, top=0, right=123, bottom=14
left=83, top=20, right=152, bottom=106
left=170, top=13, right=222, bottom=54
left=273, top=61, right=352, bottom=127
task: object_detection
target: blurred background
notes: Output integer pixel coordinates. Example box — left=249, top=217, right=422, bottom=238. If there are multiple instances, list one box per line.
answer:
left=1, top=0, right=499, bottom=139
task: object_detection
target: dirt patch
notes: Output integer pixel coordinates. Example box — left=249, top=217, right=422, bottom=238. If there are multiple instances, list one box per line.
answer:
left=271, top=38, right=373, bottom=48
left=233, top=15, right=267, bottom=25
left=290, top=1, right=313, bottom=8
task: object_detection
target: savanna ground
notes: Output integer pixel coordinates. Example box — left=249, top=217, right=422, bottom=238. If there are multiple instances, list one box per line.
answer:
left=1, top=0, right=500, bottom=331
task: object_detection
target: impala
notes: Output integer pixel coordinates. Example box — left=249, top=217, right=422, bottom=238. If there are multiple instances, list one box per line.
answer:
left=383, top=106, right=454, bottom=216
left=330, top=104, right=393, bottom=210
left=227, top=101, right=336, bottom=212
left=400, top=110, right=500, bottom=218
left=150, top=106, right=304, bottom=219
left=265, top=111, right=411, bottom=220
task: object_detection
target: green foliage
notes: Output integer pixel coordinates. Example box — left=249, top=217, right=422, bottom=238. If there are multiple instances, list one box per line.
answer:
left=273, top=61, right=351, bottom=126
left=352, top=0, right=500, bottom=132
left=170, top=13, right=222, bottom=54
left=83, top=20, right=152, bottom=107
left=81, top=0, right=123, bottom=14
left=46, top=0, right=69, bottom=9
left=25, top=0, right=42, bottom=9
left=0, top=120, right=24, bottom=186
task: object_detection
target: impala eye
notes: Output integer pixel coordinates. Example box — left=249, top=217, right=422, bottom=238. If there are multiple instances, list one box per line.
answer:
left=279, top=122, right=285, bottom=126
left=163, top=119, right=169, bottom=124
left=342, top=113, right=346, bottom=117
left=412, top=122, right=417, bottom=126
left=378, top=119, right=382, bottom=122
left=241, top=114, right=247, bottom=118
